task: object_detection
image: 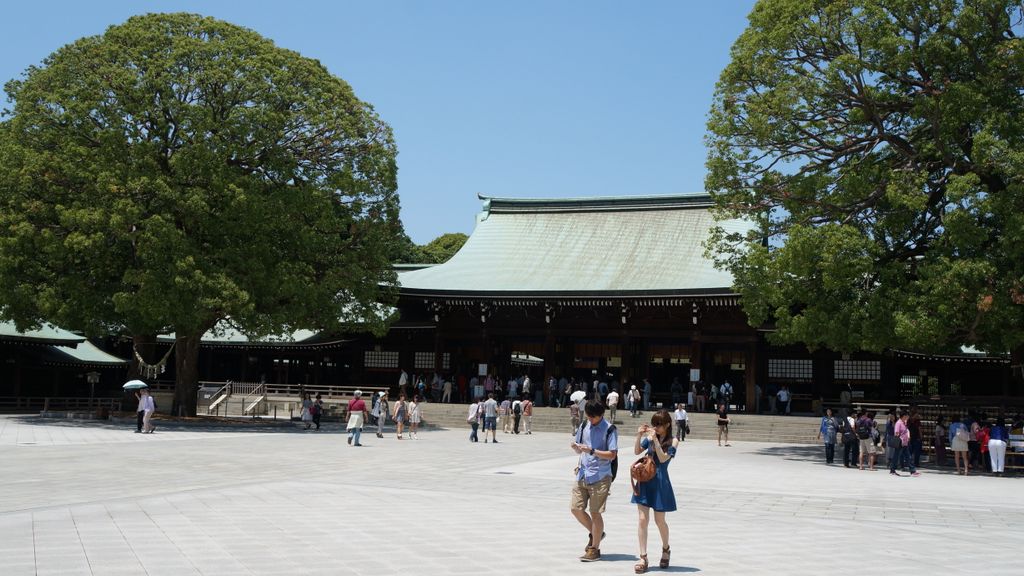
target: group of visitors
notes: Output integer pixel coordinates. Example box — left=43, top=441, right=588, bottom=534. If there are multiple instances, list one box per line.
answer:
left=817, top=406, right=1019, bottom=476
left=570, top=400, right=679, bottom=572
left=465, top=393, right=535, bottom=441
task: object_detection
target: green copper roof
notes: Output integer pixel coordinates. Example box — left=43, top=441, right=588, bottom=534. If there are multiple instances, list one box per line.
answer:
left=398, top=194, right=752, bottom=296
left=0, top=320, right=87, bottom=345
left=51, top=341, right=129, bottom=366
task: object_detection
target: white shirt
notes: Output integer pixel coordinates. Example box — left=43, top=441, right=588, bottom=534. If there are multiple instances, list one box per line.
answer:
left=674, top=408, right=688, bottom=421
left=137, top=394, right=146, bottom=412
left=399, top=371, right=408, bottom=386
left=143, top=395, right=155, bottom=413
left=467, top=402, right=479, bottom=422
left=606, top=391, right=619, bottom=407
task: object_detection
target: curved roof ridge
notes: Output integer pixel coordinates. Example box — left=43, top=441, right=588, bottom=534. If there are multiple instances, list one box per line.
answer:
left=477, top=193, right=712, bottom=214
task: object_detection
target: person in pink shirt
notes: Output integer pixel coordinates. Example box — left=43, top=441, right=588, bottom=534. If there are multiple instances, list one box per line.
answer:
left=890, top=411, right=919, bottom=476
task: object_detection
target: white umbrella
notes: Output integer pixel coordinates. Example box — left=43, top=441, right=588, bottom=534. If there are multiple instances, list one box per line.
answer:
left=122, top=379, right=148, bottom=390
left=570, top=390, right=586, bottom=402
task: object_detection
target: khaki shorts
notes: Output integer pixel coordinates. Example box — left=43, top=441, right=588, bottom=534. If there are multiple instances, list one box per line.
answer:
left=859, top=439, right=875, bottom=454
left=571, top=476, right=612, bottom=513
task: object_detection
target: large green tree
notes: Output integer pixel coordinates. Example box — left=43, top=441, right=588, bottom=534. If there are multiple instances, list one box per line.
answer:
left=706, top=0, right=1024, bottom=382
left=0, top=13, right=400, bottom=414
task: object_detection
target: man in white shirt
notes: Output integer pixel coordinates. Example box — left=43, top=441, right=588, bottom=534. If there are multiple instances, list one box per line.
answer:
left=674, top=403, right=689, bottom=441
left=442, top=378, right=452, bottom=403
left=482, top=393, right=499, bottom=443
left=135, top=389, right=146, bottom=433
left=605, top=389, right=619, bottom=423
left=466, top=398, right=480, bottom=442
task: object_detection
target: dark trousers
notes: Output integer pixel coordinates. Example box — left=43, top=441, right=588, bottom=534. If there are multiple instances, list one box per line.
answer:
left=909, top=438, right=922, bottom=468
left=513, top=414, right=521, bottom=433
left=890, top=444, right=905, bottom=472
left=313, top=413, right=321, bottom=430
left=136, top=411, right=144, bottom=432
left=470, top=422, right=478, bottom=442
left=968, top=441, right=981, bottom=468
left=843, top=440, right=859, bottom=466
left=825, top=443, right=835, bottom=464
left=676, top=421, right=687, bottom=441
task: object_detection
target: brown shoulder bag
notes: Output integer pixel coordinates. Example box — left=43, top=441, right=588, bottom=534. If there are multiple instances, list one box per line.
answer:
left=629, top=454, right=657, bottom=496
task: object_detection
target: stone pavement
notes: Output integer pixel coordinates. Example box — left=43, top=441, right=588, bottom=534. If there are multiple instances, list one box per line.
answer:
left=1, top=415, right=1021, bottom=576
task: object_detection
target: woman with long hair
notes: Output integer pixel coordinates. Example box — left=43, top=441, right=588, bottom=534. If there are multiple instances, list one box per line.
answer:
left=408, top=394, right=422, bottom=439
left=631, top=410, right=679, bottom=573
left=393, top=394, right=408, bottom=439
left=300, top=392, right=314, bottom=430
left=949, top=415, right=969, bottom=475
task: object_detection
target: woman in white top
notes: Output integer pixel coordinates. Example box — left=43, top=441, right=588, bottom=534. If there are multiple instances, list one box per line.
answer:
left=408, top=395, right=422, bottom=439
left=300, top=393, right=314, bottom=430
left=142, top=389, right=156, bottom=434
left=374, top=392, right=389, bottom=438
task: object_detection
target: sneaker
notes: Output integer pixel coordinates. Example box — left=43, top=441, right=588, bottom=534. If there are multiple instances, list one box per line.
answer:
left=890, top=471, right=901, bottom=476
left=579, top=547, right=601, bottom=562
left=586, top=532, right=606, bottom=552
left=911, top=472, right=920, bottom=477
left=493, top=440, right=499, bottom=444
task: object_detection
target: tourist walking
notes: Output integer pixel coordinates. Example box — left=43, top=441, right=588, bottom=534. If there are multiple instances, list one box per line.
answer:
left=373, top=392, right=388, bottom=438
left=629, top=385, right=641, bottom=417
left=482, top=392, right=499, bottom=443
left=442, top=378, right=452, bottom=403
left=606, top=389, right=620, bottom=424
left=719, top=381, right=733, bottom=409
left=716, top=403, right=730, bottom=447
left=300, top=392, right=314, bottom=430
left=933, top=415, right=948, bottom=467
left=467, top=398, right=480, bottom=442
left=856, top=410, right=877, bottom=470
left=312, top=393, right=324, bottom=431
left=393, top=394, right=408, bottom=439
left=500, top=397, right=511, bottom=433
left=977, top=421, right=991, bottom=472
left=570, top=400, right=581, bottom=433
left=817, top=407, right=839, bottom=464
left=408, top=395, right=422, bottom=439
left=346, top=390, right=368, bottom=447
left=135, top=389, right=146, bottom=433
left=570, top=400, right=618, bottom=563
left=883, top=411, right=897, bottom=466
left=988, top=418, right=1009, bottom=474
left=141, top=389, right=156, bottom=434
left=890, top=411, right=918, bottom=476
left=949, top=416, right=969, bottom=474
left=631, top=410, right=678, bottom=573
left=908, top=407, right=923, bottom=469
left=522, top=397, right=533, bottom=434
left=642, top=379, right=653, bottom=411
left=840, top=411, right=858, bottom=468
left=512, top=399, right=523, bottom=434
left=673, top=403, right=688, bottom=442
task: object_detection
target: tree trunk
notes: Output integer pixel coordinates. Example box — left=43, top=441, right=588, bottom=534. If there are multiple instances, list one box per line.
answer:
left=173, top=333, right=202, bottom=417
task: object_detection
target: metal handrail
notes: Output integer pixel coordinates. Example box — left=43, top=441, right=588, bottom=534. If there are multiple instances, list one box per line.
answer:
left=206, top=382, right=231, bottom=414
left=244, top=384, right=267, bottom=415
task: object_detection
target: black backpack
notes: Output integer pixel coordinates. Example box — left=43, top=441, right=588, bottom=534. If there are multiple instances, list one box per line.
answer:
left=576, top=422, right=618, bottom=480
left=513, top=402, right=522, bottom=415
left=856, top=418, right=870, bottom=440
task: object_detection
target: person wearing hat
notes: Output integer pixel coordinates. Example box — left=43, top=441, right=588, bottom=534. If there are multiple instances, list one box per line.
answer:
left=346, top=390, right=368, bottom=446
left=629, top=385, right=641, bottom=418
left=373, top=391, right=389, bottom=438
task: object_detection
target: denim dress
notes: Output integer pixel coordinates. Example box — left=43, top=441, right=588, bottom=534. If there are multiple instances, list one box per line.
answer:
left=630, top=437, right=677, bottom=512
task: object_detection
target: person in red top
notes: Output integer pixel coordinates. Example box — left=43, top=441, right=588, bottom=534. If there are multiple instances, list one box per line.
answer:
left=976, top=422, right=991, bottom=472
left=346, top=390, right=368, bottom=447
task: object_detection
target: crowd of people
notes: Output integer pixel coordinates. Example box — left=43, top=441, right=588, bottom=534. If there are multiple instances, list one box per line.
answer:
left=817, top=406, right=1021, bottom=476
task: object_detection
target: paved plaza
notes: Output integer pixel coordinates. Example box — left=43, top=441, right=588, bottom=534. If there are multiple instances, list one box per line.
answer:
left=1, top=414, right=1021, bottom=576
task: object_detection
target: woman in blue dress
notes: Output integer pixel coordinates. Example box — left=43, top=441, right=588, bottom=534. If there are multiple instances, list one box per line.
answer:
left=631, top=410, right=678, bottom=573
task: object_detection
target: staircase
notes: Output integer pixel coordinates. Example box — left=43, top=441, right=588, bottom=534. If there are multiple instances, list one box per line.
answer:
left=199, top=382, right=268, bottom=417
left=418, top=403, right=821, bottom=444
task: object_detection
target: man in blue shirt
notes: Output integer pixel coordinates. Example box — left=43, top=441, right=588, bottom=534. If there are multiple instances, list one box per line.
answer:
left=570, top=400, right=618, bottom=562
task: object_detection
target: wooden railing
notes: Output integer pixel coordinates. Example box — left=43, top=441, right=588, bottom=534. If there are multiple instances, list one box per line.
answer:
left=0, top=397, right=121, bottom=412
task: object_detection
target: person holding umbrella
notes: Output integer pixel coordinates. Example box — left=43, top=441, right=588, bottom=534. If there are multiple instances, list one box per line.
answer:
left=123, top=380, right=148, bottom=433
left=141, top=388, right=156, bottom=433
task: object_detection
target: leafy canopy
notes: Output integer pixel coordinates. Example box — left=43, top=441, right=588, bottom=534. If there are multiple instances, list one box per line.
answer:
left=0, top=13, right=400, bottom=340
left=706, top=0, right=1024, bottom=355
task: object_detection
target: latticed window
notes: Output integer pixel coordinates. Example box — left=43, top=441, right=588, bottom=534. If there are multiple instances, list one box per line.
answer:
left=364, top=350, right=399, bottom=369
left=834, top=360, right=880, bottom=381
left=768, top=358, right=812, bottom=381
left=414, top=352, right=450, bottom=370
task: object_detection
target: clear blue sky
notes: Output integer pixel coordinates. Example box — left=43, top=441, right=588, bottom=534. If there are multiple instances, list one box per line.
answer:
left=0, top=0, right=757, bottom=244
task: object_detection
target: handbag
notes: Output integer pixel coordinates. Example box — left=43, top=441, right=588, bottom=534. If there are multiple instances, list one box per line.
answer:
left=629, top=454, right=657, bottom=496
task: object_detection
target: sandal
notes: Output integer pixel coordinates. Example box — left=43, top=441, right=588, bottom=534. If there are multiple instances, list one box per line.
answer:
left=634, top=554, right=648, bottom=574
left=659, top=546, right=670, bottom=569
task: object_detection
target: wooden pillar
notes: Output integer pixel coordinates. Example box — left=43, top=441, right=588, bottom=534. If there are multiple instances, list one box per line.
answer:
left=620, top=336, right=631, bottom=386
left=689, top=339, right=703, bottom=382
left=433, top=329, right=444, bottom=376
left=744, top=342, right=757, bottom=414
